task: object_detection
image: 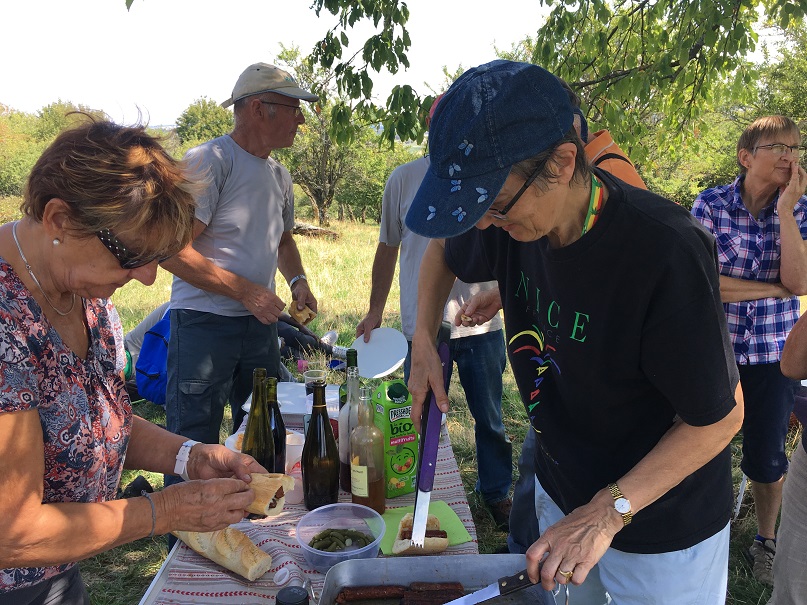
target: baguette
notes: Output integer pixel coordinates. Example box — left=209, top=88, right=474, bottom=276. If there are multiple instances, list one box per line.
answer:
left=173, top=527, right=272, bottom=581
left=246, top=473, right=295, bottom=516
left=289, top=304, right=317, bottom=325
left=392, top=513, right=449, bottom=555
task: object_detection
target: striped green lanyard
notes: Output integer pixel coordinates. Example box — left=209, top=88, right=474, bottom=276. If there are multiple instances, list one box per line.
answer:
left=581, top=174, right=604, bottom=237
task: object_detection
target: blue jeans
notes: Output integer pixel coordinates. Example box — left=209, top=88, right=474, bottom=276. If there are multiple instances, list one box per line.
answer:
left=405, top=330, right=512, bottom=503
left=738, top=362, right=797, bottom=483
left=165, top=310, right=279, bottom=486
left=507, top=427, right=540, bottom=554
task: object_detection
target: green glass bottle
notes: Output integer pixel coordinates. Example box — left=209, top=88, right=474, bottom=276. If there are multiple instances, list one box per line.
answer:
left=339, top=348, right=358, bottom=409
left=301, top=381, right=339, bottom=509
left=241, top=368, right=275, bottom=472
left=266, top=377, right=286, bottom=474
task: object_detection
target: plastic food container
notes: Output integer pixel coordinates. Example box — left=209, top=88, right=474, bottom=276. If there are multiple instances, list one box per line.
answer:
left=295, top=503, right=385, bottom=573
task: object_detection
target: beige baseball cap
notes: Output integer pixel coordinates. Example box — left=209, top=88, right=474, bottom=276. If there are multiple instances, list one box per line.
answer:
left=221, top=62, right=318, bottom=108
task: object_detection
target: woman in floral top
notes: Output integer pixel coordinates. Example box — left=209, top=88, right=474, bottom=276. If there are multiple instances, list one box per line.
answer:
left=0, top=119, right=266, bottom=605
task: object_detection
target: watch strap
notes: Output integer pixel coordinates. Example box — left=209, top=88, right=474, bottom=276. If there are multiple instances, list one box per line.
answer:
left=607, top=482, right=633, bottom=526
left=288, top=274, right=307, bottom=289
left=174, top=440, right=200, bottom=481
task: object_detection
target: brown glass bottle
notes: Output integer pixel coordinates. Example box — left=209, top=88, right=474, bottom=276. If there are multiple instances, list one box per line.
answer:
left=301, top=381, right=339, bottom=510
left=241, top=368, right=275, bottom=472
left=350, top=386, right=386, bottom=514
left=265, top=377, right=286, bottom=474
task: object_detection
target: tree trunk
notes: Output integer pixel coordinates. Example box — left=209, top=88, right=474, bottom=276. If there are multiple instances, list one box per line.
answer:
left=309, top=201, right=321, bottom=225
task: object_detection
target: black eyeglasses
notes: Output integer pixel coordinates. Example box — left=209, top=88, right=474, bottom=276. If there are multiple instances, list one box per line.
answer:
left=260, top=101, right=303, bottom=117
left=96, top=229, right=165, bottom=269
left=753, top=143, right=806, bottom=157
left=488, top=160, right=546, bottom=220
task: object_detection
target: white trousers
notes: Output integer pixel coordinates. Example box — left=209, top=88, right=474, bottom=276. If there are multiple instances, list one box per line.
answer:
left=534, top=476, right=730, bottom=605
left=768, top=438, right=807, bottom=605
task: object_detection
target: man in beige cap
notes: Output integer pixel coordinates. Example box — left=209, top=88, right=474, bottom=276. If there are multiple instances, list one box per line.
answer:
left=162, top=62, right=318, bottom=464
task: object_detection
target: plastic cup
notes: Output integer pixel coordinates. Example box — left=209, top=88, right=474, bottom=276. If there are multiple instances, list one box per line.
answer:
left=303, top=369, right=327, bottom=396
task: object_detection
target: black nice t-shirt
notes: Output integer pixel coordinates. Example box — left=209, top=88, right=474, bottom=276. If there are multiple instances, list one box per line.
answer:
left=445, top=170, right=738, bottom=554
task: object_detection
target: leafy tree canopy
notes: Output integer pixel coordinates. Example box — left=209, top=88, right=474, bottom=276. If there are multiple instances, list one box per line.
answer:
left=125, top=1, right=807, bottom=151
left=757, top=25, right=807, bottom=126
left=175, top=97, right=233, bottom=145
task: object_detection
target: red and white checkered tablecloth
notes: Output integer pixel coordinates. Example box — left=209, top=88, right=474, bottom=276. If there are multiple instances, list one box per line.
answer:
left=140, top=426, right=477, bottom=605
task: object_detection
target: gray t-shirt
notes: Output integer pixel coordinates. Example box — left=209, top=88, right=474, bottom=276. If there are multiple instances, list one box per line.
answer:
left=171, top=135, right=295, bottom=316
left=379, top=156, right=502, bottom=340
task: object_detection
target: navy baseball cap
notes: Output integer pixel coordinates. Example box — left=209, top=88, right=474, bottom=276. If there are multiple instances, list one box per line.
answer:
left=405, top=60, right=574, bottom=238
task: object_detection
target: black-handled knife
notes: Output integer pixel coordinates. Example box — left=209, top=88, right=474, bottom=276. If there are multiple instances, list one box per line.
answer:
left=442, top=569, right=535, bottom=605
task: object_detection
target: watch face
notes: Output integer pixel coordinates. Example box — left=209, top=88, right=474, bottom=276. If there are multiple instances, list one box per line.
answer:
left=615, top=497, right=631, bottom=514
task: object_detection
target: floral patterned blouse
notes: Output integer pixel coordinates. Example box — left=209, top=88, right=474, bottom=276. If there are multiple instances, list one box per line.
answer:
left=0, top=259, right=132, bottom=593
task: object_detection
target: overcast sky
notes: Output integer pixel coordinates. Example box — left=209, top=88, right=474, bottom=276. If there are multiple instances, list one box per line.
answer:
left=1, top=0, right=549, bottom=126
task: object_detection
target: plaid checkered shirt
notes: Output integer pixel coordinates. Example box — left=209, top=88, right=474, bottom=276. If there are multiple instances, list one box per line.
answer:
left=692, top=175, right=807, bottom=365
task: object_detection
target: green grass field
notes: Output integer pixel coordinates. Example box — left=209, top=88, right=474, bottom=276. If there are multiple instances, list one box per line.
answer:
left=0, top=196, right=799, bottom=604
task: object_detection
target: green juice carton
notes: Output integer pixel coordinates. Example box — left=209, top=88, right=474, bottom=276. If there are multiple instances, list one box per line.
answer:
left=372, top=380, right=418, bottom=498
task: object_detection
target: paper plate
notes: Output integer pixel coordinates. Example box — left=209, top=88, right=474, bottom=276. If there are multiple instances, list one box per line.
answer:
left=350, top=327, right=408, bottom=379
left=225, top=429, right=305, bottom=461
left=224, top=431, right=243, bottom=453
left=241, top=383, right=340, bottom=417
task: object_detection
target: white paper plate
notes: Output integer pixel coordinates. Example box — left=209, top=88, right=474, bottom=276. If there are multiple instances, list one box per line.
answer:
left=224, top=429, right=305, bottom=457
left=350, top=327, right=408, bottom=379
left=241, top=383, right=340, bottom=417
left=224, top=432, right=243, bottom=452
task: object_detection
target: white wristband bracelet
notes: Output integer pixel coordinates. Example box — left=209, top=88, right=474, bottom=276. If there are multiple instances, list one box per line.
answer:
left=174, top=439, right=200, bottom=481
left=288, top=274, right=307, bottom=289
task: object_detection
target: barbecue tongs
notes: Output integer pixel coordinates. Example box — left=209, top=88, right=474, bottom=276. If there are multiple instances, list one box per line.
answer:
left=411, top=321, right=452, bottom=548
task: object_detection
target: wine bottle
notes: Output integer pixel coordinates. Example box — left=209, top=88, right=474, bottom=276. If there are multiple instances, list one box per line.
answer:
left=265, top=377, right=287, bottom=474
left=350, top=386, right=386, bottom=514
left=338, top=364, right=360, bottom=492
left=241, top=368, right=275, bottom=473
left=339, top=348, right=358, bottom=409
left=301, top=381, right=339, bottom=510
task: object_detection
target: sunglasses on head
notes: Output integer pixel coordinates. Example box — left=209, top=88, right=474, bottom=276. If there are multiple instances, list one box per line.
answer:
left=96, top=229, right=166, bottom=269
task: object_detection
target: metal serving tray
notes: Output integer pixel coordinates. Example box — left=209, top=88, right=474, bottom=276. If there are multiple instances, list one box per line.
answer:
left=318, top=554, right=554, bottom=605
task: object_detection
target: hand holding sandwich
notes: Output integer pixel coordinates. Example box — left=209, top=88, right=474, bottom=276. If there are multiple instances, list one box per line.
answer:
left=156, top=478, right=256, bottom=534
left=180, top=441, right=268, bottom=482
left=289, top=274, right=318, bottom=325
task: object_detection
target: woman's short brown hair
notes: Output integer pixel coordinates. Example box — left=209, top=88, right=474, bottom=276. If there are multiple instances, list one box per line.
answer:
left=22, top=116, right=198, bottom=261
left=737, top=115, right=802, bottom=174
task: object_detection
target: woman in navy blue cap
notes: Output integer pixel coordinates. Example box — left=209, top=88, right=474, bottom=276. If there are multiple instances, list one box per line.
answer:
left=405, top=60, right=742, bottom=604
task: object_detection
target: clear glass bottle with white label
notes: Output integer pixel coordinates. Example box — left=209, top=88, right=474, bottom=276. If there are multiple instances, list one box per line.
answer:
left=350, top=386, right=385, bottom=514
left=338, top=364, right=360, bottom=492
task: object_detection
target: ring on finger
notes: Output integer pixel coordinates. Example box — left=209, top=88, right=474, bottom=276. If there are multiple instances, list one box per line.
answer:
left=557, top=569, right=574, bottom=580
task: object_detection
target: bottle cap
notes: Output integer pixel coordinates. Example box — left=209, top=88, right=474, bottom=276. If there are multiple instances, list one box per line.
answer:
left=386, top=381, right=409, bottom=402
left=277, top=585, right=309, bottom=605
left=273, top=567, right=291, bottom=586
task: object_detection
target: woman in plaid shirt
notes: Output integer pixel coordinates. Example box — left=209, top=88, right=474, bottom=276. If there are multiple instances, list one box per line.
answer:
left=692, top=115, right=807, bottom=588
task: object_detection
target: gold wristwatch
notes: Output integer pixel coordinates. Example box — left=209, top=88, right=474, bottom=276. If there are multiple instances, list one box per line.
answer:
left=607, top=482, right=633, bottom=526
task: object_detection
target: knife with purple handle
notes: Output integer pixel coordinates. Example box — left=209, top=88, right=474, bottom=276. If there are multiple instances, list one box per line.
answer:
left=411, top=323, right=452, bottom=548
